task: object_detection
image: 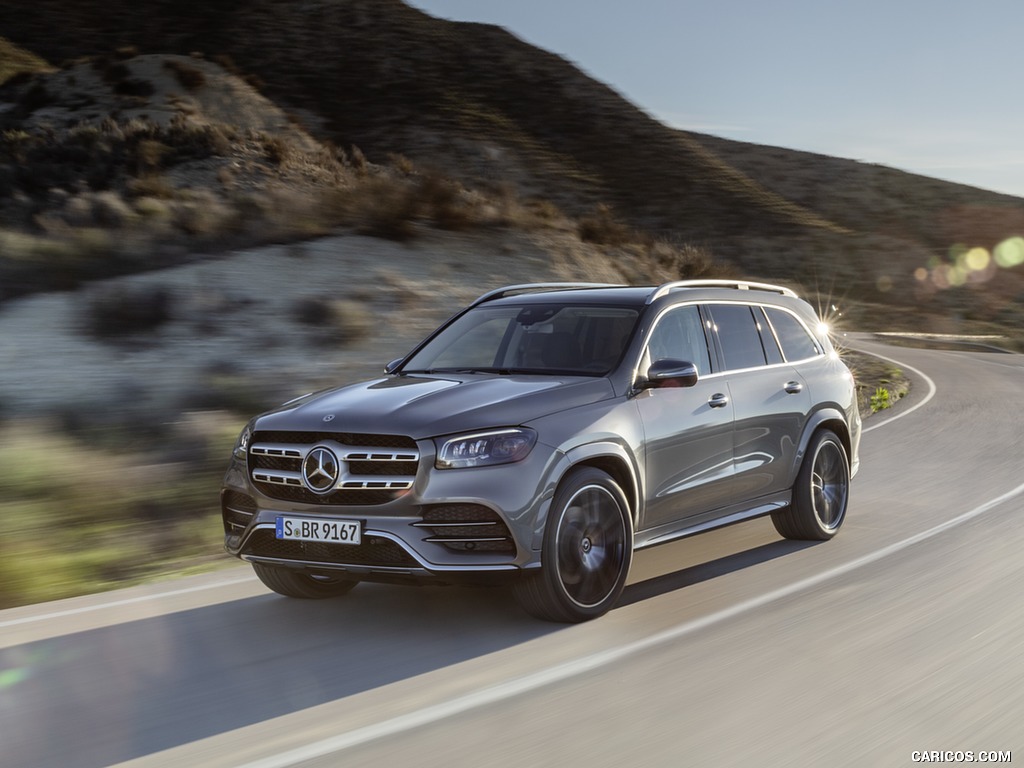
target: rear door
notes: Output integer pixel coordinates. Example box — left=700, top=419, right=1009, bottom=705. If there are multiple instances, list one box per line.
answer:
left=705, top=303, right=812, bottom=500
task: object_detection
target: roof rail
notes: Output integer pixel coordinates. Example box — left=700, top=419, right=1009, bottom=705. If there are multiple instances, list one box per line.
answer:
left=647, top=279, right=798, bottom=304
left=471, top=282, right=625, bottom=307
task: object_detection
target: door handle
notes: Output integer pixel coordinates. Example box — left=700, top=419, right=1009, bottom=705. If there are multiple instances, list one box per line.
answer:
left=708, top=393, right=729, bottom=408
left=784, top=381, right=803, bottom=394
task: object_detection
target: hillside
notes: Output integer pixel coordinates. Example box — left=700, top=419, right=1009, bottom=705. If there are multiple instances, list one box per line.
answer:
left=1, top=0, right=1023, bottom=334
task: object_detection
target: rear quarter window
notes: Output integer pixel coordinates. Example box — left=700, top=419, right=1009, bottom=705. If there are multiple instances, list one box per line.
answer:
left=708, top=304, right=767, bottom=371
left=764, top=307, right=822, bottom=361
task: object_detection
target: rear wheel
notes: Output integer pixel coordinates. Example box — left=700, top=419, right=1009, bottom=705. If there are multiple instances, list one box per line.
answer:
left=772, top=429, right=849, bottom=540
left=252, top=563, right=359, bottom=599
left=513, top=467, right=633, bottom=622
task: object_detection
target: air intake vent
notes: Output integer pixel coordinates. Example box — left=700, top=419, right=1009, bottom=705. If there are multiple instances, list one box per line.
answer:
left=413, top=504, right=516, bottom=554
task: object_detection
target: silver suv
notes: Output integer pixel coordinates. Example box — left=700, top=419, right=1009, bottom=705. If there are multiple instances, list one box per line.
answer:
left=222, top=280, right=861, bottom=622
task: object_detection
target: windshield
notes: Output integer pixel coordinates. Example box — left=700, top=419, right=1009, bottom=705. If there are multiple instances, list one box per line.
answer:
left=402, top=303, right=640, bottom=376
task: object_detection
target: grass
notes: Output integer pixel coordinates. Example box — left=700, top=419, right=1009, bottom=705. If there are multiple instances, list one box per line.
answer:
left=0, top=417, right=241, bottom=609
left=842, top=351, right=911, bottom=417
left=0, top=36, right=52, bottom=83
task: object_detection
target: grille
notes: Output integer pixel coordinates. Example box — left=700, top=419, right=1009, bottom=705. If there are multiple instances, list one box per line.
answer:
left=222, top=490, right=257, bottom=534
left=242, top=530, right=419, bottom=567
left=249, top=430, right=419, bottom=505
left=413, top=504, right=516, bottom=554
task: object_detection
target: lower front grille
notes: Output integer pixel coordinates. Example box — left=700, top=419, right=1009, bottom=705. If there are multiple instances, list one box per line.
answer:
left=413, top=504, right=516, bottom=554
left=222, top=490, right=257, bottom=535
left=242, top=529, right=419, bottom=567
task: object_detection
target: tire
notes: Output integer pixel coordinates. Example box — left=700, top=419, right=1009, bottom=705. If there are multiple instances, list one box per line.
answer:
left=513, top=466, right=633, bottom=623
left=772, top=429, right=849, bottom=541
left=252, top=563, right=359, bottom=599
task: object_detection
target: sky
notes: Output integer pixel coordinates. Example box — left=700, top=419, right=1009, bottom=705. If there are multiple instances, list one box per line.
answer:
left=408, top=0, right=1024, bottom=198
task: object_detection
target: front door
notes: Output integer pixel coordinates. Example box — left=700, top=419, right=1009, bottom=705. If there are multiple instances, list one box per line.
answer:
left=636, top=304, right=735, bottom=529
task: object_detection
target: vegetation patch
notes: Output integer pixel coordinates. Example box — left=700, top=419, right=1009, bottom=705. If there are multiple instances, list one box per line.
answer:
left=843, top=351, right=911, bottom=416
left=0, top=418, right=239, bottom=609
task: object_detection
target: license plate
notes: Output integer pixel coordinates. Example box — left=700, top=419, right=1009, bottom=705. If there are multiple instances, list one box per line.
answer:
left=275, top=517, right=362, bottom=545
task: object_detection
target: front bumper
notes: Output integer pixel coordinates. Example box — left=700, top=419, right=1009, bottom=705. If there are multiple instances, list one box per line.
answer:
left=221, top=441, right=559, bottom=582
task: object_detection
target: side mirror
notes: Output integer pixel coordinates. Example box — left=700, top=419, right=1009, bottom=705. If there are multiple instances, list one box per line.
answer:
left=640, top=359, right=699, bottom=390
left=384, top=358, right=404, bottom=374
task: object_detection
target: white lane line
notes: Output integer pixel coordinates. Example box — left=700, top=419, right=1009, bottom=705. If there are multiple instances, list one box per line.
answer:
left=0, top=574, right=256, bottom=629
left=237, top=350, right=1022, bottom=768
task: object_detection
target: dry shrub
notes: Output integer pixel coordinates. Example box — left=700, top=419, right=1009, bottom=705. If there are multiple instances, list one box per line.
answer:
left=260, top=134, right=289, bottom=166
left=170, top=190, right=231, bottom=236
left=163, top=59, right=206, bottom=90
left=350, top=175, right=421, bottom=241
left=128, top=175, right=176, bottom=199
left=350, top=145, right=368, bottom=176
left=292, top=296, right=372, bottom=346
left=388, top=153, right=415, bottom=175
left=649, top=240, right=718, bottom=279
left=83, top=283, right=173, bottom=338
left=578, top=203, right=632, bottom=245
left=419, top=172, right=474, bottom=230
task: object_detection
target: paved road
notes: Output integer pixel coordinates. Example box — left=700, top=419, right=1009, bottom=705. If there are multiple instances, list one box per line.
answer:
left=2, top=338, right=1022, bottom=767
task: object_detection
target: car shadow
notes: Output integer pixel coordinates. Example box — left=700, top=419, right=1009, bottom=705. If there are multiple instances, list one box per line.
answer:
left=4, top=535, right=821, bottom=768
left=619, top=538, right=822, bottom=608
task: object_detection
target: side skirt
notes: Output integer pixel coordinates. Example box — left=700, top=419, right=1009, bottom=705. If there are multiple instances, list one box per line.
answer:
left=634, top=492, right=791, bottom=550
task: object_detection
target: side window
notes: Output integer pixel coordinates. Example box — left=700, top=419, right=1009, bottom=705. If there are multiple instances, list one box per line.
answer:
left=646, top=305, right=712, bottom=375
left=753, top=307, right=784, bottom=365
left=764, top=307, right=822, bottom=361
left=709, top=304, right=767, bottom=371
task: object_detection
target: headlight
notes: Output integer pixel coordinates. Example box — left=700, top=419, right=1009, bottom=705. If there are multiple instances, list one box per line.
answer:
left=233, top=422, right=254, bottom=461
left=435, top=428, right=537, bottom=469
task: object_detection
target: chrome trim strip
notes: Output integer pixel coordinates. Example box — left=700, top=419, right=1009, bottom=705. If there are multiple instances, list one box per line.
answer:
left=239, top=524, right=519, bottom=572
left=636, top=500, right=789, bottom=549
left=423, top=537, right=509, bottom=543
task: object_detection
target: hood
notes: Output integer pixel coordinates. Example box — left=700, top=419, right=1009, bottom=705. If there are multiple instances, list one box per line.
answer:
left=254, top=373, right=615, bottom=439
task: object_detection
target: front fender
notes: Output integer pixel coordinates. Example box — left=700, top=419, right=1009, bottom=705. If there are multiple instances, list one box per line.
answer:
left=529, top=439, right=642, bottom=550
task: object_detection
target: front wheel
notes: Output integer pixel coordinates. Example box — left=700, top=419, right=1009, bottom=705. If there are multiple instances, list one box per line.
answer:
left=772, top=429, right=849, bottom=541
left=513, top=467, right=633, bottom=623
left=252, top=563, right=359, bottom=599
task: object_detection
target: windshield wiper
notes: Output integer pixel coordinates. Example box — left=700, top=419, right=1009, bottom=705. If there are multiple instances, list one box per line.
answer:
left=400, top=367, right=501, bottom=375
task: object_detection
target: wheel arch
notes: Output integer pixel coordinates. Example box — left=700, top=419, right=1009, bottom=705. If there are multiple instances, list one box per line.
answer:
left=794, top=407, right=852, bottom=478
left=532, top=441, right=641, bottom=550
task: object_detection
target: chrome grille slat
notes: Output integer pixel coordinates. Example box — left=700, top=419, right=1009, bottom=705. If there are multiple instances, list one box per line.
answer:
left=250, top=444, right=304, bottom=459
left=252, top=470, right=304, bottom=487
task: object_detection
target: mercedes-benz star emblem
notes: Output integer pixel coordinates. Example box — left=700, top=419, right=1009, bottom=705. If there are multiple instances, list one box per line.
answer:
left=322, top=414, right=335, bottom=422
left=302, top=446, right=340, bottom=494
